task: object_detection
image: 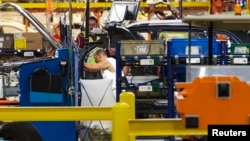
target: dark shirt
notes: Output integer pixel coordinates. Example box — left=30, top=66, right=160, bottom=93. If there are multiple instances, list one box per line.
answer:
left=75, top=32, right=97, bottom=48
left=75, top=33, right=85, bottom=48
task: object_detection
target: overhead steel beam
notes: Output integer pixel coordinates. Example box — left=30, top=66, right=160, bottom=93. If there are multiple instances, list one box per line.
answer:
left=4, top=2, right=209, bottom=9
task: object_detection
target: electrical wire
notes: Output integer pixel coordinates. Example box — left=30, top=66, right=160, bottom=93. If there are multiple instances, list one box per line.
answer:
left=68, top=0, right=75, bottom=97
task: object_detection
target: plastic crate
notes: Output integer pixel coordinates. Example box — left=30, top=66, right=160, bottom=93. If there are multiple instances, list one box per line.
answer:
left=230, top=43, right=250, bottom=55
left=169, top=38, right=220, bottom=56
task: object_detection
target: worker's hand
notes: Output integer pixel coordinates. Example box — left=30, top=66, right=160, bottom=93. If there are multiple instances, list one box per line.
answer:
left=83, top=62, right=88, bottom=70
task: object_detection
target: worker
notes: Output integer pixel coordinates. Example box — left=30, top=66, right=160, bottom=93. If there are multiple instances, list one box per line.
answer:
left=83, top=48, right=122, bottom=97
left=76, top=16, right=103, bottom=79
left=48, top=23, right=61, bottom=57
left=107, top=47, right=130, bottom=76
left=53, top=23, right=61, bottom=43
left=75, top=16, right=100, bottom=49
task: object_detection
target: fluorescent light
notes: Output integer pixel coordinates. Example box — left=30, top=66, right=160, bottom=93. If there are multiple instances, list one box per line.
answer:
left=223, top=20, right=250, bottom=23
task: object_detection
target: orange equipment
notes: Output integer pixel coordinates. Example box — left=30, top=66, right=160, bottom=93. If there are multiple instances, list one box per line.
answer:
left=234, top=3, right=242, bottom=15
left=176, top=76, right=250, bottom=129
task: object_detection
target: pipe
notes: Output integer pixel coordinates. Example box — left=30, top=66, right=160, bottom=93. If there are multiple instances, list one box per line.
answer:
left=85, top=0, right=90, bottom=47
left=0, top=2, right=62, bottom=49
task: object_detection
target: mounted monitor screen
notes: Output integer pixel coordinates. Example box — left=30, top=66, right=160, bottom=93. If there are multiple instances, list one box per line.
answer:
left=107, top=1, right=140, bottom=23
left=108, top=4, right=127, bottom=23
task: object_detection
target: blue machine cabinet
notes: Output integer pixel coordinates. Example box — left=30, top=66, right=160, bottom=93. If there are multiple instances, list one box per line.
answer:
left=166, top=38, right=225, bottom=118
left=19, top=48, right=79, bottom=141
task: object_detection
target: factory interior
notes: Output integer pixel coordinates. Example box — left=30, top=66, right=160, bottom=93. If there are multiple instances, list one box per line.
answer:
left=0, top=0, right=249, bottom=141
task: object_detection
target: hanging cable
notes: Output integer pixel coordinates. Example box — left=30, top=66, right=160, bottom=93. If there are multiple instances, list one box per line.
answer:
left=81, top=0, right=90, bottom=79
left=67, top=0, right=75, bottom=99
left=85, top=0, right=90, bottom=48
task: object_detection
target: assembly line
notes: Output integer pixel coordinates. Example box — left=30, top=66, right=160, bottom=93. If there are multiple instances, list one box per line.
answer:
left=0, top=0, right=249, bottom=141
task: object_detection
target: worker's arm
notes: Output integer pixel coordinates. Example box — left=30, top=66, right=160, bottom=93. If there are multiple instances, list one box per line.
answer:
left=83, top=60, right=110, bottom=72
left=83, top=63, right=99, bottom=72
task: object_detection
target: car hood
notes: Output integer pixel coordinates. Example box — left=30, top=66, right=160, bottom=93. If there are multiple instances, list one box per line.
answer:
left=125, top=19, right=188, bottom=29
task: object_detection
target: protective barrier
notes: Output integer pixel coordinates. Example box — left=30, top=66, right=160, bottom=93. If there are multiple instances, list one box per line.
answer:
left=0, top=92, right=207, bottom=141
left=80, top=79, right=115, bottom=141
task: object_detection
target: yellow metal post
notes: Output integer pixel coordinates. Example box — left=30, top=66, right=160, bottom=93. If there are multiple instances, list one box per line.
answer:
left=119, top=92, right=135, bottom=119
left=120, top=92, right=136, bottom=141
left=112, top=102, right=130, bottom=141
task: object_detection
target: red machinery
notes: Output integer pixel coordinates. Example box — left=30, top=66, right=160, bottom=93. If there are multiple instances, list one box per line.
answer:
left=212, top=0, right=236, bottom=14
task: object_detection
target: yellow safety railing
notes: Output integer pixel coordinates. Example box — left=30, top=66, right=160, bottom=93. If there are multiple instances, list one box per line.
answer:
left=0, top=92, right=207, bottom=141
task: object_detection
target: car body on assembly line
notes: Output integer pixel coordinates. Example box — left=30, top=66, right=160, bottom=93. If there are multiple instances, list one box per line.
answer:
left=125, top=19, right=250, bottom=43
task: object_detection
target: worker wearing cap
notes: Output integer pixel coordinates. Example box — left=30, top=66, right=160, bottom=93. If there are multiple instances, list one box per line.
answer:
left=76, top=16, right=102, bottom=79
left=76, top=16, right=101, bottom=64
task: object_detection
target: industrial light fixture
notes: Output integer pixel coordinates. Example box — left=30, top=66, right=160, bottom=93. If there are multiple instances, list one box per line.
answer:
left=223, top=20, right=250, bottom=23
